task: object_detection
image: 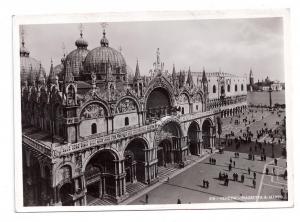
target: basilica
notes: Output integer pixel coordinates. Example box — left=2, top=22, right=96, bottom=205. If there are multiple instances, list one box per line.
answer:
left=20, top=26, right=247, bottom=206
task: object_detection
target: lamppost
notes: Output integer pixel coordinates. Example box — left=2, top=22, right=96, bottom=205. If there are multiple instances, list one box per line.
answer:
left=269, top=85, right=273, bottom=109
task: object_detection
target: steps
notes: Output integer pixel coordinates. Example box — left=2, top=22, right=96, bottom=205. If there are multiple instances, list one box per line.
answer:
left=126, top=182, right=147, bottom=196
left=88, top=198, right=115, bottom=206
left=157, top=166, right=177, bottom=181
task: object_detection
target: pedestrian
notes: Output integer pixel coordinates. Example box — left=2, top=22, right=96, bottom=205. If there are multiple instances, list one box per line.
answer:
left=167, top=177, right=170, bottom=183
left=229, top=164, right=232, bottom=171
left=230, top=157, right=232, bottom=164
left=253, top=171, right=256, bottom=179
left=145, top=194, right=149, bottom=204
left=177, top=198, right=181, bottom=204
left=274, top=158, right=278, bottom=166
left=219, top=171, right=222, bottom=180
left=248, top=167, right=251, bottom=175
left=203, top=179, right=206, bottom=188
left=273, top=167, right=276, bottom=176
left=207, top=181, right=210, bottom=188
left=253, top=179, right=256, bottom=189
left=241, top=174, right=244, bottom=183
left=266, top=168, right=269, bottom=175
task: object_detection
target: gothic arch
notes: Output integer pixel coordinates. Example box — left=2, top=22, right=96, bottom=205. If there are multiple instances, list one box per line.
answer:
left=79, top=100, right=110, bottom=118
left=115, top=96, right=141, bottom=114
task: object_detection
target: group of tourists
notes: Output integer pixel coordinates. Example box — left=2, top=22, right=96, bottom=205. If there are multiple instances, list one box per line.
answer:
left=209, top=157, right=217, bottom=165
left=202, top=179, right=210, bottom=188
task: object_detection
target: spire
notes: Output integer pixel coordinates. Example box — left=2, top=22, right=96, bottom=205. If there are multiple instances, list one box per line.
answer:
left=20, top=26, right=30, bottom=57
left=186, top=66, right=194, bottom=87
left=37, top=63, right=45, bottom=84
left=100, top=22, right=109, bottom=47
left=64, top=60, right=74, bottom=83
left=172, top=64, right=176, bottom=78
left=202, top=67, right=207, bottom=82
left=134, top=59, right=141, bottom=80
left=48, top=58, right=56, bottom=83
left=250, top=67, right=253, bottom=77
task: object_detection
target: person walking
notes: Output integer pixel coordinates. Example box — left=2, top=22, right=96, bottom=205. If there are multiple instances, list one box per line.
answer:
left=253, top=179, right=256, bottom=189
left=274, top=158, right=278, bottom=166
left=233, top=161, right=236, bottom=168
left=253, top=171, right=256, bottom=179
left=273, top=167, right=276, bottom=176
left=241, top=174, right=244, bottom=183
left=177, top=198, right=181, bottom=204
left=248, top=167, right=251, bottom=175
left=145, top=194, right=149, bottom=204
left=266, top=168, right=269, bottom=175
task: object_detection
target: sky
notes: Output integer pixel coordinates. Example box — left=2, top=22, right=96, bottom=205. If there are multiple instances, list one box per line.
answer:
left=21, top=17, right=285, bottom=82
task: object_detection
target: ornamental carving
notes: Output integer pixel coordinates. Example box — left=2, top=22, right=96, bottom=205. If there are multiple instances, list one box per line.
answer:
left=193, top=93, right=203, bottom=103
left=178, top=93, right=189, bottom=104
left=116, top=99, right=137, bottom=113
left=81, top=103, right=105, bottom=119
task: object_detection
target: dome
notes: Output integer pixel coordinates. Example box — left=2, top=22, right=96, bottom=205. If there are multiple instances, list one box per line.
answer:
left=84, top=46, right=126, bottom=74
left=83, top=30, right=127, bottom=76
left=65, top=48, right=89, bottom=77
left=20, top=44, right=46, bottom=82
left=65, top=32, right=89, bottom=77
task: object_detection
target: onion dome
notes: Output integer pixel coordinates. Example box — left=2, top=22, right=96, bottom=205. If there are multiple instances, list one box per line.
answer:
left=20, top=39, right=46, bottom=83
left=83, top=29, right=127, bottom=75
left=65, top=30, right=90, bottom=77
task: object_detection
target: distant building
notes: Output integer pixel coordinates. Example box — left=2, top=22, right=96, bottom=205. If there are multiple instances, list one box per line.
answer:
left=271, top=81, right=283, bottom=91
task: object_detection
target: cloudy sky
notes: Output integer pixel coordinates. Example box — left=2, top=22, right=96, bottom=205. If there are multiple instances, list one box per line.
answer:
left=21, top=17, right=285, bottom=82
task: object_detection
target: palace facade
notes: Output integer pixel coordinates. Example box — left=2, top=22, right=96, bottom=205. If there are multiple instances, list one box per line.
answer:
left=20, top=27, right=247, bottom=206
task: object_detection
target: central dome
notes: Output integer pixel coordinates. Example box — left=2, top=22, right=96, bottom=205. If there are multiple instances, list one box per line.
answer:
left=83, top=30, right=127, bottom=76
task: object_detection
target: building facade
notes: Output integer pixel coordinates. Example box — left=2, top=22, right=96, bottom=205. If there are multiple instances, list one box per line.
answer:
left=20, top=28, right=247, bottom=206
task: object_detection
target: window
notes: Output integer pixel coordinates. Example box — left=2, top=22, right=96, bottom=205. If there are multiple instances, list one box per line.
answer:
left=181, top=107, right=185, bottom=114
left=227, top=85, right=230, bottom=92
left=125, top=117, right=129, bottom=126
left=235, top=84, right=238, bottom=92
left=91, top=123, right=97, bottom=134
left=196, top=105, right=199, bottom=110
left=213, top=85, right=216, bottom=93
left=241, top=84, right=244, bottom=91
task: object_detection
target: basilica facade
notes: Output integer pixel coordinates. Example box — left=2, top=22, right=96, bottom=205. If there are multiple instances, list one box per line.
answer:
left=20, top=27, right=247, bottom=206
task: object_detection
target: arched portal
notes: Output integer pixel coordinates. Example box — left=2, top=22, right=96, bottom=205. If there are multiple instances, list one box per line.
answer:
left=157, top=120, right=183, bottom=166
left=59, top=182, right=74, bottom=206
left=202, top=119, right=213, bottom=149
left=187, top=121, right=200, bottom=155
left=124, top=138, right=147, bottom=184
left=84, top=149, right=118, bottom=204
left=146, top=87, right=172, bottom=119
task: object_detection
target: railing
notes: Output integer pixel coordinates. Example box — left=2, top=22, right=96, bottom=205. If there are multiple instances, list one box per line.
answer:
left=23, top=100, right=247, bottom=158
left=22, top=134, right=52, bottom=157
left=53, top=123, right=158, bottom=157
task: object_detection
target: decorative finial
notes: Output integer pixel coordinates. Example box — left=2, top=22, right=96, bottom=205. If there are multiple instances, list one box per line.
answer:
left=20, top=25, right=25, bottom=47
left=101, top=22, right=108, bottom=35
left=79, top=23, right=84, bottom=38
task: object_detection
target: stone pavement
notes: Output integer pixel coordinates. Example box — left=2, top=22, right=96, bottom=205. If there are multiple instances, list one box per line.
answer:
left=127, top=149, right=287, bottom=205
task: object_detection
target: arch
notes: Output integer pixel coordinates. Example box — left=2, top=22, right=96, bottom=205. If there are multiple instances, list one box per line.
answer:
left=157, top=139, right=173, bottom=166
left=115, top=96, right=140, bottom=114
left=187, top=121, right=200, bottom=155
left=91, top=123, right=97, bottom=134
left=227, top=84, right=231, bottom=92
left=83, top=149, right=119, bottom=203
left=79, top=100, right=110, bottom=119
left=80, top=102, right=108, bottom=120
left=241, top=84, right=244, bottom=91
left=124, top=137, right=148, bottom=183
left=235, top=84, right=238, bottom=92
left=145, top=86, right=173, bottom=119
left=202, top=118, right=213, bottom=149
left=158, top=117, right=183, bottom=140
left=221, top=85, right=225, bottom=94
left=59, top=182, right=74, bottom=206
left=213, top=85, right=216, bottom=93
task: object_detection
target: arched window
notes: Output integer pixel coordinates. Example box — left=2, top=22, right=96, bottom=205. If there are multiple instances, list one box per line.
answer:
left=125, top=117, right=129, bottom=126
left=181, top=107, right=185, bottom=115
left=91, top=123, right=97, bottom=134
left=241, top=84, right=244, bottom=91
left=227, top=85, right=230, bottom=92
left=235, top=84, right=238, bottom=92
left=213, top=85, right=216, bottom=93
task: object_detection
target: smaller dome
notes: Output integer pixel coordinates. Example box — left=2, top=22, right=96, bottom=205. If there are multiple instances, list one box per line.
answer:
left=75, top=33, right=88, bottom=49
left=100, top=30, right=109, bottom=47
